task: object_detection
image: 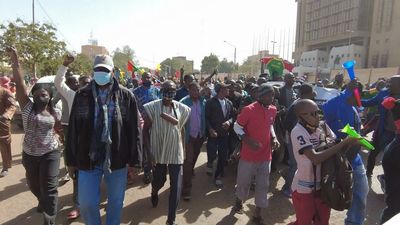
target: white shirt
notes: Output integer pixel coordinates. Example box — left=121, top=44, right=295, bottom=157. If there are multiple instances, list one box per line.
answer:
left=291, top=122, right=336, bottom=194
left=218, top=98, right=227, bottom=117
left=55, top=66, right=76, bottom=125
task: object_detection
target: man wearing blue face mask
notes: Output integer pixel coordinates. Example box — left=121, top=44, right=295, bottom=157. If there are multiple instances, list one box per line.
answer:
left=132, top=71, right=160, bottom=184
left=66, top=55, right=142, bottom=225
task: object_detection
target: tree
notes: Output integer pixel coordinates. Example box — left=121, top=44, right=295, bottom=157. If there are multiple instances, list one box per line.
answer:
left=201, top=54, right=219, bottom=74
left=112, top=45, right=137, bottom=73
left=69, top=53, right=93, bottom=75
left=0, top=18, right=66, bottom=77
left=238, top=57, right=259, bottom=75
left=218, top=58, right=235, bottom=73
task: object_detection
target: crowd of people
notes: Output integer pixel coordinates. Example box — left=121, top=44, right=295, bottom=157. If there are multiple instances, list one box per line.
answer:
left=1, top=47, right=399, bottom=225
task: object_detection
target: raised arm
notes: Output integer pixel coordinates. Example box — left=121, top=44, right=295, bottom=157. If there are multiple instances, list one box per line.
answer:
left=55, top=55, right=76, bottom=111
left=199, top=69, right=217, bottom=87
left=6, top=47, right=29, bottom=109
left=303, top=137, right=359, bottom=165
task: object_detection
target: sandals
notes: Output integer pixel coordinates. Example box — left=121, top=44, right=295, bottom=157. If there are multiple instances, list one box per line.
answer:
left=67, top=209, right=80, bottom=220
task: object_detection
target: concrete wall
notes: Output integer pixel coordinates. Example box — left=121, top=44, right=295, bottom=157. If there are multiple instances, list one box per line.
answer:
left=330, top=67, right=400, bottom=85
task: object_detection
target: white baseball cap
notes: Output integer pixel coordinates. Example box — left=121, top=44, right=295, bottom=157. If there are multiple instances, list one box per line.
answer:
left=93, top=55, right=114, bottom=71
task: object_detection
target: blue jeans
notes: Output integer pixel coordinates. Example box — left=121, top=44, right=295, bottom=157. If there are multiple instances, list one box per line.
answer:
left=207, top=136, right=229, bottom=179
left=78, top=166, right=128, bottom=225
left=345, top=164, right=369, bottom=225
left=282, top=139, right=296, bottom=192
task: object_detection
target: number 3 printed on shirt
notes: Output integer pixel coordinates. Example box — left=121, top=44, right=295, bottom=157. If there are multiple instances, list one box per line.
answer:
left=297, top=136, right=306, bottom=145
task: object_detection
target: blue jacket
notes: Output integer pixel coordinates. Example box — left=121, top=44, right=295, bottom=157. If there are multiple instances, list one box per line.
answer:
left=322, top=89, right=363, bottom=167
left=175, top=87, right=189, bottom=101
left=361, top=89, right=390, bottom=135
left=180, top=96, right=206, bottom=144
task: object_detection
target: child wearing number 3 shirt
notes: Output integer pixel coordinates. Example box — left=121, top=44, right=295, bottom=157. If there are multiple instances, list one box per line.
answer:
left=288, top=99, right=360, bottom=225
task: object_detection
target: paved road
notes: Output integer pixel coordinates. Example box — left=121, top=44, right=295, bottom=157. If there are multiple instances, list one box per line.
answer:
left=0, top=125, right=386, bottom=225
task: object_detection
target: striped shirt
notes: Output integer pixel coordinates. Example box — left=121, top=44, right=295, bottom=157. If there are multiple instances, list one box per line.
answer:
left=144, top=100, right=190, bottom=164
left=22, top=101, right=61, bottom=156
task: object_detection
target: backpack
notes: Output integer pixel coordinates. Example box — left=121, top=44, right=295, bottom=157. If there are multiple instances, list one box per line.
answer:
left=314, top=122, right=353, bottom=211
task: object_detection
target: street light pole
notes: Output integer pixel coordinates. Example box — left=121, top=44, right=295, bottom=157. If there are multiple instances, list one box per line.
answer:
left=271, top=41, right=277, bottom=55
left=346, top=30, right=354, bottom=59
left=234, top=47, right=236, bottom=66
left=32, top=0, right=35, bottom=24
left=223, top=40, right=237, bottom=65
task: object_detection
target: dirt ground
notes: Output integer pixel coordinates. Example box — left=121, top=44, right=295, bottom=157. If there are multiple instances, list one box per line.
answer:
left=0, top=125, right=386, bottom=225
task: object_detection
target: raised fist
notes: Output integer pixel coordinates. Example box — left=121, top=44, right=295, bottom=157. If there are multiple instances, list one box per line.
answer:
left=63, top=53, right=75, bottom=66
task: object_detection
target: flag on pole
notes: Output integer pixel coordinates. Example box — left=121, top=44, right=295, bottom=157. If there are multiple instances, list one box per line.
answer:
left=127, top=61, right=134, bottom=72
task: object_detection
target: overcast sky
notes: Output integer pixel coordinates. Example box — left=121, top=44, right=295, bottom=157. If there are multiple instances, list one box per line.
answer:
left=1, top=0, right=297, bottom=69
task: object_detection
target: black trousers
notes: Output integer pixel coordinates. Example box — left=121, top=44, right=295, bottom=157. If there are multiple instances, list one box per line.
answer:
left=22, top=150, right=60, bottom=225
left=152, top=164, right=182, bottom=223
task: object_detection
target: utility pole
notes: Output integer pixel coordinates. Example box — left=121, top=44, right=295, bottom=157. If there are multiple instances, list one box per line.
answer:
left=223, top=40, right=237, bottom=68
left=32, top=0, right=35, bottom=24
left=32, top=0, right=37, bottom=79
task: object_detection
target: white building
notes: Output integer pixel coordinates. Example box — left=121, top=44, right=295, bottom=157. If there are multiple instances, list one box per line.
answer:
left=299, top=50, right=329, bottom=68
left=328, top=44, right=366, bottom=69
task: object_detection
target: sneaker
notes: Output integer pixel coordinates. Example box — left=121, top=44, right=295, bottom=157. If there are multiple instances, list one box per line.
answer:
left=215, top=179, right=223, bottom=188
left=151, top=191, right=159, bottom=208
left=0, top=169, right=8, bottom=177
left=377, top=174, right=385, bottom=193
left=166, top=221, right=177, bottom=225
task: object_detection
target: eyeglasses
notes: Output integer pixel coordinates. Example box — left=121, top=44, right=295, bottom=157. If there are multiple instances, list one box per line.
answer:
left=301, top=110, right=321, bottom=118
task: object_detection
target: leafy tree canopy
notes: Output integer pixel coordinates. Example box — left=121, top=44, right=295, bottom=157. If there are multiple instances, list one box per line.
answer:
left=0, top=18, right=66, bottom=77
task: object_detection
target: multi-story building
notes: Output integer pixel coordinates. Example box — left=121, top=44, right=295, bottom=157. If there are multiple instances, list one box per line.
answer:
left=171, top=56, right=194, bottom=74
left=368, top=0, right=400, bottom=68
left=81, top=41, right=109, bottom=60
left=294, top=0, right=399, bottom=68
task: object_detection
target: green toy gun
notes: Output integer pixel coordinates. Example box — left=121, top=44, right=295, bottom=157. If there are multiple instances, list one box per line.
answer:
left=340, top=124, right=375, bottom=151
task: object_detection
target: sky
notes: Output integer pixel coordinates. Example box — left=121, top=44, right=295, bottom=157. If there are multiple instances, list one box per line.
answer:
left=0, top=0, right=297, bottom=69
